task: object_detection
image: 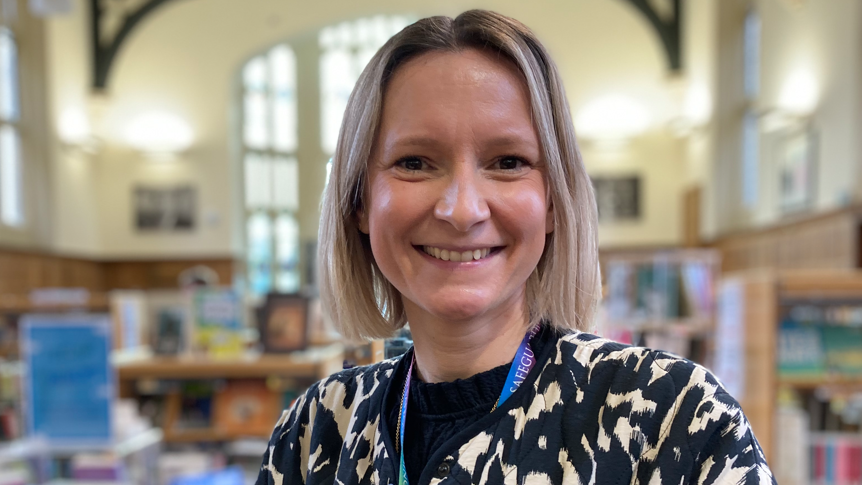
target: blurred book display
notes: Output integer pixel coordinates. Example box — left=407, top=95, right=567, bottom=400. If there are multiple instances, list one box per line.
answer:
left=718, top=271, right=862, bottom=485
left=599, top=250, right=718, bottom=365
left=779, top=304, right=862, bottom=378
left=0, top=283, right=348, bottom=485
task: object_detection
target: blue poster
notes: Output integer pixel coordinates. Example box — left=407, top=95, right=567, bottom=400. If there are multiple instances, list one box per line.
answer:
left=20, top=314, right=114, bottom=448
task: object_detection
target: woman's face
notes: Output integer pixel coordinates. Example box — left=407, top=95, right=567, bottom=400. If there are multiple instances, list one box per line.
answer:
left=361, top=48, right=552, bottom=324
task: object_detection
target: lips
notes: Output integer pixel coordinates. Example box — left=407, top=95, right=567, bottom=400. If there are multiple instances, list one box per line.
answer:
left=421, top=245, right=494, bottom=262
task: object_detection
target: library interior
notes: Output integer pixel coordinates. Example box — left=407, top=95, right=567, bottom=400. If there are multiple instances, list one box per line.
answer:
left=1, top=0, right=861, bottom=483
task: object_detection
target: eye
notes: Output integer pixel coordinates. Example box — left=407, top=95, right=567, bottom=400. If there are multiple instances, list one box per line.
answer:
left=395, top=157, right=426, bottom=171
left=494, top=156, right=528, bottom=171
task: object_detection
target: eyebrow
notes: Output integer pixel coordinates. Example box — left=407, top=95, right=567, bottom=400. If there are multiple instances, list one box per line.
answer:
left=385, top=134, right=539, bottom=150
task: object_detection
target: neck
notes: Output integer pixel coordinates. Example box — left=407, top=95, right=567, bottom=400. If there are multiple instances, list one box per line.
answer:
left=404, top=297, right=531, bottom=383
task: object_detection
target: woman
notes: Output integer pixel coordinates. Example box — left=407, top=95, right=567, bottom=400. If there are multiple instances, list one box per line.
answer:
left=256, top=10, right=775, bottom=485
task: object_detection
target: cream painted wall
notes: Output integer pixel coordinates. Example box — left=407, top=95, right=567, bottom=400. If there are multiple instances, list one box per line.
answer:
left=43, top=0, right=699, bottom=263
left=755, top=0, right=861, bottom=218
left=45, top=2, right=101, bottom=257
left=681, top=0, right=719, bottom=240
left=584, top=134, right=687, bottom=248
left=710, top=0, right=862, bottom=235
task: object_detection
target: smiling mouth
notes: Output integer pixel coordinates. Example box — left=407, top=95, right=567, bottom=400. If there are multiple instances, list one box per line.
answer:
left=416, top=245, right=501, bottom=262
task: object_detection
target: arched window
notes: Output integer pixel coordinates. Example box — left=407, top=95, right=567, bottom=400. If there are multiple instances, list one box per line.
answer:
left=0, top=27, right=21, bottom=227
left=242, top=45, right=300, bottom=295
left=240, top=16, right=411, bottom=297
left=741, top=9, right=761, bottom=209
left=319, top=16, right=411, bottom=155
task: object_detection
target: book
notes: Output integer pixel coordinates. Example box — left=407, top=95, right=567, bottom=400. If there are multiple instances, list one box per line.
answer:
left=778, top=321, right=826, bottom=376
left=19, top=314, right=114, bottom=447
left=190, top=288, right=244, bottom=359
left=214, top=380, right=280, bottom=437
left=773, top=405, right=809, bottom=485
left=821, top=325, right=862, bottom=374
left=109, top=290, right=148, bottom=350
left=147, top=290, right=191, bottom=356
left=810, top=433, right=862, bottom=485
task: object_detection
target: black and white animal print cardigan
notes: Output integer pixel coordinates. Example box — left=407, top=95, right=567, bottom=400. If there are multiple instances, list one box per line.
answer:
left=255, top=330, right=775, bottom=484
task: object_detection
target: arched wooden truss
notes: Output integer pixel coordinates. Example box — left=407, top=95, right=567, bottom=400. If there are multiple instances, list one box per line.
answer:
left=89, top=0, right=682, bottom=91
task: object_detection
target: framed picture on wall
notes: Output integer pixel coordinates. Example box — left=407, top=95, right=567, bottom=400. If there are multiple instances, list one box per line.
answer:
left=777, top=125, right=818, bottom=214
left=591, top=175, right=641, bottom=222
left=134, top=185, right=196, bottom=231
left=256, top=294, right=308, bottom=353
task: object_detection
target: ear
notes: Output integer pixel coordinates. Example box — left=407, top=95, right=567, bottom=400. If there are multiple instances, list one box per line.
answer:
left=357, top=209, right=370, bottom=234
left=545, top=202, right=554, bottom=234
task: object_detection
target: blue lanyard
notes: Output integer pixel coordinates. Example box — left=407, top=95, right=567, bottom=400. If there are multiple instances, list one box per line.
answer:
left=396, top=325, right=540, bottom=485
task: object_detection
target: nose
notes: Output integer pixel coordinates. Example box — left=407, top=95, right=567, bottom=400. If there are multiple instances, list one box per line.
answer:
left=433, top=166, right=491, bottom=232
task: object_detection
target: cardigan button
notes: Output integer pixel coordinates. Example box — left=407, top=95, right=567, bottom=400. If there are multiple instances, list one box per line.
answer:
left=435, top=462, right=451, bottom=478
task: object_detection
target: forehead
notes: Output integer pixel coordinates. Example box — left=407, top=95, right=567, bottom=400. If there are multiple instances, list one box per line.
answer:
left=377, top=48, right=536, bottom=144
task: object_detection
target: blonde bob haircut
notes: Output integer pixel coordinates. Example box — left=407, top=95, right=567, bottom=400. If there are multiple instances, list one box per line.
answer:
left=319, top=9, right=600, bottom=341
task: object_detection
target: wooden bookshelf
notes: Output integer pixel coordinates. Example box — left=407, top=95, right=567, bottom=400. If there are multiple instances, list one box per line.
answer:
left=778, top=374, right=862, bottom=390
left=116, top=351, right=343, bottom=381
left=116, top=346, right=345, bottom=443
left=718, top=269, right=862, bottom=465
left=599, top=249, right=719, bottom=365
left=0, top=292, right=110, bottom=312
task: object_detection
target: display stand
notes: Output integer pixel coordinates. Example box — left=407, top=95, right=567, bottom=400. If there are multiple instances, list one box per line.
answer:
left=115, top=344, right=344, bottom=443
left=716, top=270, right=862, bottom=483
left=599, top=249, right=719, bottom=364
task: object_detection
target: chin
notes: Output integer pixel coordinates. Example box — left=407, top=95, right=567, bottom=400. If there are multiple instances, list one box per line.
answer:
left=420, top=293, right=501, bottom=323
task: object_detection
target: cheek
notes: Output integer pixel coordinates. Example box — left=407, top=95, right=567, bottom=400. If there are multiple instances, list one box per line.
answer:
left=366, top=178, right=424, bottom=247
left=494, top=182, right=550, bottom=242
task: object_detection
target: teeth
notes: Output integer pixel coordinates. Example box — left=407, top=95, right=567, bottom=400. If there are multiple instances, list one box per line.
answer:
left=422, top=246, right=494, bottom=262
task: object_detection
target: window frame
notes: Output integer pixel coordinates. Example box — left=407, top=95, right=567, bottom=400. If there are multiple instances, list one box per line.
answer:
left=0, top=25, right=23, bottom=230
left=240, top=44, right=301, bottom=297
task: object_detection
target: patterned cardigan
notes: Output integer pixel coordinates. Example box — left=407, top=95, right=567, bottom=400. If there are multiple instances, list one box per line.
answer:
left=255, top=331, right=776, bottom=485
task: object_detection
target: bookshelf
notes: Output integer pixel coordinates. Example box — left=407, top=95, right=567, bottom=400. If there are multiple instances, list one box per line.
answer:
left=115, top=345, right=344, bottom=443
left=116, top=349, right=344, bottom=381
left=598, top=249, right=719, bottom=364
left=717, top=270, right=862, bottom=485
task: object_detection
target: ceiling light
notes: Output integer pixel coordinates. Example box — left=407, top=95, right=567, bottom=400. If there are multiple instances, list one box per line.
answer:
left=124, top=112, right=194, bottom=158
left=575, top=95, right=650, bottom=141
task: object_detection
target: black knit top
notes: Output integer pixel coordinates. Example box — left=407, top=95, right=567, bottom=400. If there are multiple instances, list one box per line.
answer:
left=386, top=327, right=552, bottom=484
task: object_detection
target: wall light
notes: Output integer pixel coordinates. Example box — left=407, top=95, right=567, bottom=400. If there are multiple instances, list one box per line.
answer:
left=760, top=68, right=818, bottom=133
left=667, top=83, right=714, bottom=138
left=124, top=112, right=194, bottom=160
left=684, top=83, right=712, bottom=127
left=58, top=108, right=102, bottom=154
left=575, top=95, right=650, bottom=141
left=778, top=69, right=818, bottom=115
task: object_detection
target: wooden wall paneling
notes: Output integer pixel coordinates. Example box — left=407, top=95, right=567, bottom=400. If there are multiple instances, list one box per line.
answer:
left=0, top=248, right=105, bottom=293
left=682, top=186, right=702, bottom=247
left=720, top=271, right=777, bottom=463
left=714, top=206, right=861, bottom=273
left=103, top=259, right=237, bottom=289
left=742, top=273, right=776, bottom=463
left=0, top=248, right=238, bottom=293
